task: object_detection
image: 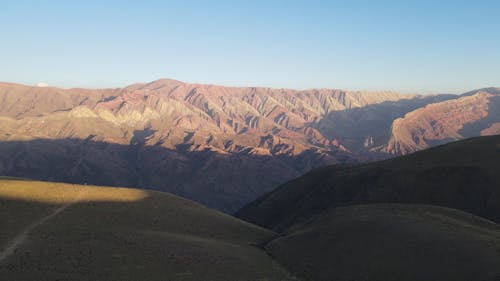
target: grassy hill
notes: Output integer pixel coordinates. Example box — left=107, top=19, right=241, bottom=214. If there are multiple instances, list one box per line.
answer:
left=0, top=178, right=297, bottom=281
left=267, top=204, right=500, bottom=281
left=237, top=135, right=500, bottom=230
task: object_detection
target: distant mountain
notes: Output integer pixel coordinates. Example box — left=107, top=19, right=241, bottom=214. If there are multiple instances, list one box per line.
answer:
left=237, top=135, right=500, bottom=230
left=384, top=88, right=500, bottom=154
left=0, top=80, right=498, bottom=212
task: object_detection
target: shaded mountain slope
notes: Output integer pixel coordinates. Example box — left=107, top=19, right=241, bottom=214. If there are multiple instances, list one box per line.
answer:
left=315, top=94, right=455, bottom=155
left=0, top=138, right=340, bottom=213
left=0, top=178, right=296, bottom=281
left=237, top=135, right=500, bottom=230
left=267, top=204, right=500, bottom=281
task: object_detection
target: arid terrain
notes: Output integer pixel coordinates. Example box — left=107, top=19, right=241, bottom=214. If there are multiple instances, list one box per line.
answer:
left=0, top=80, right=499, bottom=212
left=2, top=2, right=499, bottom=280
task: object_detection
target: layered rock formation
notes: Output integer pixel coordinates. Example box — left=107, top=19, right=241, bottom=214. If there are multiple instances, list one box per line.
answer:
left=385, top=88, right=500, bottom=154
left=0, top=80, right=498, bottom=212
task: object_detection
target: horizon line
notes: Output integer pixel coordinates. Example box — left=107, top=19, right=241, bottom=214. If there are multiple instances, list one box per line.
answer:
left=1, top=78, right=498, bottom=96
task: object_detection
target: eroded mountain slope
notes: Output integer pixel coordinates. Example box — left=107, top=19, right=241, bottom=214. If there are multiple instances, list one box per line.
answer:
left=0, top=80, right=498, bottom=211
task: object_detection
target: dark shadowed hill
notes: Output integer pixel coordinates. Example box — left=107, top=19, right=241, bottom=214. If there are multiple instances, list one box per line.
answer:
left=266, top=204, right=500, bottom=281
left=237, top=135, right=500, bottom=230
left=236, top=135, right=500, bottom=281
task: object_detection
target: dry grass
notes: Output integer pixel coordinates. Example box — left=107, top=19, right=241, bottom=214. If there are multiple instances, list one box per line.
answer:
left=0, top=180, right=147, bottom=204
left=0, top=179, right=297, bottom=281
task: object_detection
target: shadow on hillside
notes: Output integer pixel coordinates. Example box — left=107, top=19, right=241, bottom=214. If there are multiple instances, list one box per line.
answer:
left=310, top=94, right=455, bottom=154
left=0, top=137, right=351, bottom=213
left=237, top=135, right=500, bottom=230
left=460, top=95, right=500, bottom=136
left=0, top=186, right=259, bottom=240
left=0, top=188, right=288, bottom=281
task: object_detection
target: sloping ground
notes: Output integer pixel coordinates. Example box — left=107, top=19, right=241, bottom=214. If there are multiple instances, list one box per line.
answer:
left=0, top=179, right=297, bottom=281
left=0, top=138, right=339, bottom=213
left=315, top=94, right=455, bottom=154
left=384, top=88, right=500, bottom=154
left=237, top=135, right=500, bottom=230
left=2, top=178, right=500, bottom=281
left=236, top=135, right=500, bottom=281
left=267, top=204, right=500, bottom=281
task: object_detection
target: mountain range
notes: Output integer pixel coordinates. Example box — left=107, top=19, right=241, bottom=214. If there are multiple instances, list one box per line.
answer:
left=0, top=80, right=498, bottom=212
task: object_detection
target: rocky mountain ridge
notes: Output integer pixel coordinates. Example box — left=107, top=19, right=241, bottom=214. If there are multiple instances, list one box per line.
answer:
left=0, top=80, right=498, bottom=211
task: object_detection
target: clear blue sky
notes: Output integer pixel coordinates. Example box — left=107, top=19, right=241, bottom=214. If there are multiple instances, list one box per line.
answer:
left=1, top=0, right=499, bottom=93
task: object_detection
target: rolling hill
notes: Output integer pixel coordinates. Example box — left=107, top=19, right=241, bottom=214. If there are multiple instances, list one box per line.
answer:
left=0, top=178, right=297, bottom=281
left=234, top=135, right=500, bottom=281
left=266, top=204, right=500, bottom=281
left=2, top=177, right=500, bottom=281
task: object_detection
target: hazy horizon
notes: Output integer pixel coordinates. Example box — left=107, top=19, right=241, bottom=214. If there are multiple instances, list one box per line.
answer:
left=1, top=0, right=499, bottom=94
left=3, top=77, right=499, bottom=96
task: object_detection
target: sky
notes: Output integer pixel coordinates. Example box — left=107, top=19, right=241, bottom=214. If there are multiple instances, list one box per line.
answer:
left=1, top=0, right=499, bottom=94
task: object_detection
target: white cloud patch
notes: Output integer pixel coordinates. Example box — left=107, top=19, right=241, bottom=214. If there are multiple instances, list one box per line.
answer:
left=37, top=82, right=49, bottom=87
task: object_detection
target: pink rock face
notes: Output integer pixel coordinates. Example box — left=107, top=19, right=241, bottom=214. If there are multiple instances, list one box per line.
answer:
left=0, top=80, right=498, bottom=211
left=482, top=123, right=500, bottom=135
left=0, top=79, right=416, bottom=153
left=385, top=90, right=500, bottom=154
